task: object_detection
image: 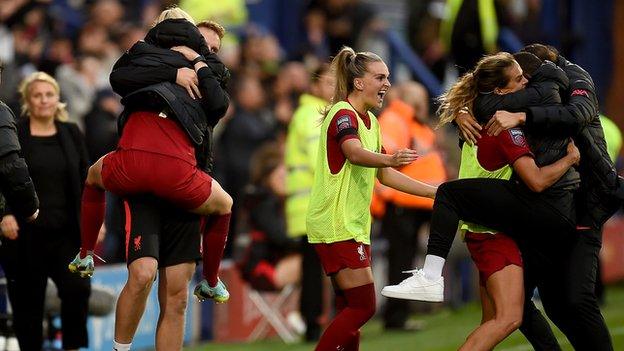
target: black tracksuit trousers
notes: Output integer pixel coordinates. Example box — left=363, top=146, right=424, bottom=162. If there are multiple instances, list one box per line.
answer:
left=428, top=179, right=613, bottom=351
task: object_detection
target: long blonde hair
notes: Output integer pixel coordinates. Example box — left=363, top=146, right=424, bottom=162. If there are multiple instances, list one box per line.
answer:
left=324, top=46, right=383, bottom=118
left=18, top=71, right=69, bottom=122
left=153, top=6, right=195, bottom=26
left=437, top=52, right=517, bottom=127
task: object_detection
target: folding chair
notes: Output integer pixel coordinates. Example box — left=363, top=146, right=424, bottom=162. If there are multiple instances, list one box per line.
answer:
left=247, top=284, right=301, bottom=343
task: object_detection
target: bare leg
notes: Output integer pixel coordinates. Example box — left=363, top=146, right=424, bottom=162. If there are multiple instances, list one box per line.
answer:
left=459, top=265, right=524, bottom=351
left=273, top=253, right=302, bottom=289
left=155, top=262, right=195, bottom=351
left=114, top=258, right=158, bottom=343
left=190, top=179, right=232, bottom=216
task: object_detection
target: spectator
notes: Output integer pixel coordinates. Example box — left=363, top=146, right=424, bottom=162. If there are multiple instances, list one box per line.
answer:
left=238, top=144, right=301, bottom=291
left=284, top=63, right=334, bottom=341
left=0, top=71, right=90, bottom=351
left=306, top=0, right=379, bottom=54
left=215, top=75, right=277, bottom=254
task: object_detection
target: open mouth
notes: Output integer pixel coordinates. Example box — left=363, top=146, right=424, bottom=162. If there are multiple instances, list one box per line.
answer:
left=377, top=90, right=387, bottom=100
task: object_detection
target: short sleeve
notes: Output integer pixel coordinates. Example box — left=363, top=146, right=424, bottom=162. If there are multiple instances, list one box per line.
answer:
left=328, top=109, right=359, bottom=145
left=497, top=128, right=533, bottom=164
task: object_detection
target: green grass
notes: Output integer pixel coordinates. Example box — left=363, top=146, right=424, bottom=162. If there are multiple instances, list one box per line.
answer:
left=186, top=284, right=624, bottom=350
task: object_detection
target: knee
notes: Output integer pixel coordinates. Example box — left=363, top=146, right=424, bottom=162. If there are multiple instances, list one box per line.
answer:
left=128, top=265, right=157, bottom=293
left=85, top=163, right=102, bottom=187
left=164, top=288, right=189, bottom=316
left=215, top=191, right=233, bottom=214
left=352, top=302, right=376, bottom=323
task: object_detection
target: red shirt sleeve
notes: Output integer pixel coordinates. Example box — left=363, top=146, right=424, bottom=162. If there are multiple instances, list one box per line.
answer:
left=497, top=128, right=533, bottom=164
left=328, top=109, right=359, bottom=146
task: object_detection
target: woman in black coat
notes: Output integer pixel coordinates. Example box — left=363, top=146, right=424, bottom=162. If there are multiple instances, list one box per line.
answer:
left=0, top=71, right=91, bottom=351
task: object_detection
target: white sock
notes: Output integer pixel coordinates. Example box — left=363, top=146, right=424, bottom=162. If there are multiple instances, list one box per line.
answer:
left=422, top=255, right=445, bottom=280
left=113, top=340, right=132, bottom=351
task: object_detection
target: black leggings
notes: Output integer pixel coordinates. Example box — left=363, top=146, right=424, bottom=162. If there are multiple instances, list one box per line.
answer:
left=427, top=178, right=575, bottom=258
left=428, top=178, right=612, bottom=350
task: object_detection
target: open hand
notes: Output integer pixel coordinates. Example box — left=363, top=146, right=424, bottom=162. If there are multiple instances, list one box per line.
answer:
left=486, top=111, right=526, bottom=136
left=390, top=148, right=419, bottom=167
left=455, top=109, right=481, bottom=145
left=176, top=67, right=201, bottom=99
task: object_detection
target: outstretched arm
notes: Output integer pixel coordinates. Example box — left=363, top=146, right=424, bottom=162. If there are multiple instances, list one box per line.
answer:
left=341, top=139, right=418, bottom=168
left=377, top=167, right=437, bottom=199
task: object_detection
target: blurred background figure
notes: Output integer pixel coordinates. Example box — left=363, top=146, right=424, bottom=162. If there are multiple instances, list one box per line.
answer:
left=214, top=75, right=277, bottom=256
left=375, top=81, right=447, bottom=331
left=0, top=71, right=90, bottom=351
left=439, top=0, right=511, bottom=74
left=284, top=63, right=334, bottom=342
left=238, top=143, right=301, bottom=291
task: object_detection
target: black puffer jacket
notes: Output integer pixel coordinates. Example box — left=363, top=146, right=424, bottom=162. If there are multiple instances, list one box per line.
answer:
left=474, top=61, right=580, bottom=192
left=0, top=102, right=38, bottom=218
left=110, top=19, right=230, bottom=172
left=524, top=56, right=621, bottom=228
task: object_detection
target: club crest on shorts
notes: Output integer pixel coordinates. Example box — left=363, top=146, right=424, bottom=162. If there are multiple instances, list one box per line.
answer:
left=134, top=235, right=142, bottom=251
left=357, top=244, right=366, bottom=261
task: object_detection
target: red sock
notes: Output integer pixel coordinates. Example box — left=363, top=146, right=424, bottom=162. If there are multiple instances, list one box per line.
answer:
left=202, top=213, right=230, bottom=286
left=335, top=289, right=347, bottom=313
left=80, top=184, right=105, bottom=257
left=334, top=290, right=359, bottom=351
left=315, top=284, right=375, bottom=351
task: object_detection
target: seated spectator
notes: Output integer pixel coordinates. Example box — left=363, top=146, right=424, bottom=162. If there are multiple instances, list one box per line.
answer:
left=238, top=143, right=301, bottom=291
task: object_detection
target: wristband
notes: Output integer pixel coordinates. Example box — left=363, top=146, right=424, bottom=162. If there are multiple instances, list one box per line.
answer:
left=192, top=55, right=206, bottom=66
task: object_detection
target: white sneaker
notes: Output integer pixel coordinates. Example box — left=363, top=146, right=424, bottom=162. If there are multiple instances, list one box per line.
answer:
left=381, top=269, right=444, bottom=302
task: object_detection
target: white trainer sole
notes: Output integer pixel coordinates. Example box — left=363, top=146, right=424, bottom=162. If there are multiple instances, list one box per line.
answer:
left=380, top=289, right=443, bottom=303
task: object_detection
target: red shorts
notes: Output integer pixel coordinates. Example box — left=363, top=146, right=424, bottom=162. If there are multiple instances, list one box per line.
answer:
left=313, top=240, right=371, bottom=276
left=465, top=232, right=523, bottom=286
left=102, top=149, right=212, bottom=210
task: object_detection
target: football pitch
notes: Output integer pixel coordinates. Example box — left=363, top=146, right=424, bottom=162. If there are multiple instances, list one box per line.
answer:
left=187, top=284, right=624, bottom=351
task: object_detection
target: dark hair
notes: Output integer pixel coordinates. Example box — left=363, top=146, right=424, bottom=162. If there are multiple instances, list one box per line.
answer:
left=311, top=63, right=331, bottom=83
left=250, top=143, right=283, bottom=186
left=513, top=52, right=542, bottom=79
left=437, top=52, right=517, bottom=126
left=522, top=43, right=559, bottom=62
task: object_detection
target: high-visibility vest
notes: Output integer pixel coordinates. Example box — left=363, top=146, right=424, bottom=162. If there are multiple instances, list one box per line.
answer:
left=306, top=101, right=381, bottom=245
left=284, top=94, right=327, bottom=237
left=440, top=0, right=499, bottom=54
left=458, top=142, right=512, bottom=234
left=599, top=114, right=622, bottom=163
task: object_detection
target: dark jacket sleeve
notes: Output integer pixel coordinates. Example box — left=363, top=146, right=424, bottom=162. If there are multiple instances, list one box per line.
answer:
left=524, top=56, right=598, bottom=135
left=196, top=66, right=230, bottom=127
left=0, top=104, right=38, bottom=218
left=110, top=51, right=178, bottom=98
left=474, top=61, right=568, bottom=123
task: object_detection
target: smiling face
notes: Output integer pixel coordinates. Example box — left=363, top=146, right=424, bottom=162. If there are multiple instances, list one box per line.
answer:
left=354, top=60, right=391, bottom=109
left=26, top=81, right=59, bottom=120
